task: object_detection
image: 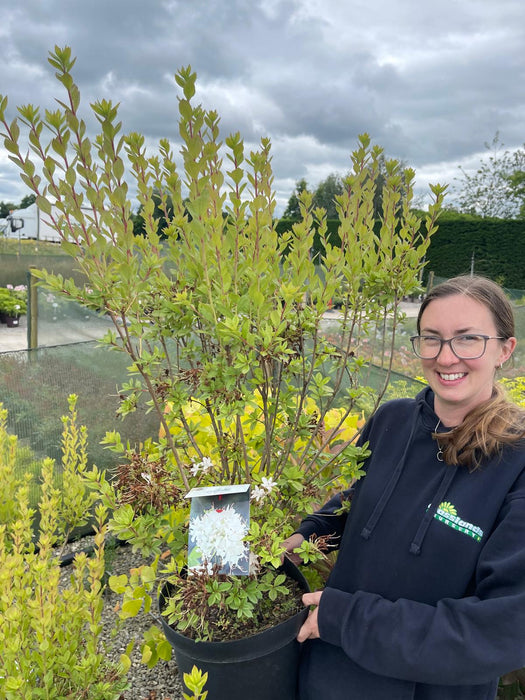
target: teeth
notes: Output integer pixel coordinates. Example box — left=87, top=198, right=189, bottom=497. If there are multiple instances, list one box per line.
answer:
left=439, top=373, right=465, bottom=381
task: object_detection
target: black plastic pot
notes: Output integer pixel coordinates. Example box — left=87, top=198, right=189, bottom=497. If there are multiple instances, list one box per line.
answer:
left=5, top=314, right=20, bottom=327
left=159, top=557, right=310, bottom=700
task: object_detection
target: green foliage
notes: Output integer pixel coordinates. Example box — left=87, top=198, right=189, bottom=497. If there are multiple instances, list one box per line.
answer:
left=278, top=214, right=525, bottom=289
left=55, top=394, right=101, bottom=548
left=424, top=217, right=525, bottom=288
left=182, top=666, right=208, bottom=700
left=0, top=45, right=444, bottom=654
left=312, top=173, right=344, bottom=218
left=0, top=285, right=27, bottom=315
left=282, top=154, right=410, bottom=221
left=0, top=405, right=28, bottom=527
left=0, top=401, right=128, bottom=699
left=0, top=200, right=16, bottom=218
left=159, top=567, right=295, bottom=642
left=499, top=377, right=525, bottom=407
left=0, top=194, right=37, bottom=215
left=282, top=178, right=308, bottom=219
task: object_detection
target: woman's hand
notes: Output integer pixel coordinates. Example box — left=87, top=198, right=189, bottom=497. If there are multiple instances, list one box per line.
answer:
left=281, top=532, right=305, bottom=565
left=297, top=591, right=323, bottom=642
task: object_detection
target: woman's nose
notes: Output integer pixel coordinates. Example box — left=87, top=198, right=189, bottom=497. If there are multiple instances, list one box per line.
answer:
left=436, top=341, right=458, bottom=364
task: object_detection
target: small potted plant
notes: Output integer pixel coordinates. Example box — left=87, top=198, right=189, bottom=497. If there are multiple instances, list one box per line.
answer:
left=0, top=285, right=27, bottom=326
left=0, top=46, right=445, bottom=700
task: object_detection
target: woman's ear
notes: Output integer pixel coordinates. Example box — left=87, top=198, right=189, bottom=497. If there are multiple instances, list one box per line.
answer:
left=498, top=337, right=517, bottom=367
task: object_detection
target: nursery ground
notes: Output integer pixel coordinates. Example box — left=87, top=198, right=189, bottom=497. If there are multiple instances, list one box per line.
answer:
left=60, top=537, right=184, bottom=700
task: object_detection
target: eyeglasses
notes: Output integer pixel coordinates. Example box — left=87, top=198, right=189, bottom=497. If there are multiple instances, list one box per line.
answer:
left=410, top=334, right=504, bottom=360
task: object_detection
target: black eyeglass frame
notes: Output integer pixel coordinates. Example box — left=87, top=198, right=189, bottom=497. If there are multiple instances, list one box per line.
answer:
left=409, top=334, right=505, bottom=360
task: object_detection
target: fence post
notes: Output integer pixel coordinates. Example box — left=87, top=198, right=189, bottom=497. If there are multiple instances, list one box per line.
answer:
left=27, top=266, right=38, bottom=350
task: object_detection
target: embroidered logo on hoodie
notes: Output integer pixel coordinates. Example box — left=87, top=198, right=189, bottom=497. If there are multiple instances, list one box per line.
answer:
left=434, top=502, right=484, bottom=542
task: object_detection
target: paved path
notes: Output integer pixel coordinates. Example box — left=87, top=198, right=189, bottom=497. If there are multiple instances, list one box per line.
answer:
left=0, top=315, right=27, bottom=353
left=0, top=314, right=114, bottom=353
left=0, top=302, right=421, bottom=354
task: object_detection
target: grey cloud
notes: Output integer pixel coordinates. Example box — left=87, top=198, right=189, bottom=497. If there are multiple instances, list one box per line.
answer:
left=0, top=0, right=524, bottom=213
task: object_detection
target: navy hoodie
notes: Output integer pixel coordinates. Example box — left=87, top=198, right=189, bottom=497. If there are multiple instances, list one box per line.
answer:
left=296, top=387, right=525, bottom=700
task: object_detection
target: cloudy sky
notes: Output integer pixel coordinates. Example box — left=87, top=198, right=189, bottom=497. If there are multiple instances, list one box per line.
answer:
left=1, top=0, right=524, bottom=215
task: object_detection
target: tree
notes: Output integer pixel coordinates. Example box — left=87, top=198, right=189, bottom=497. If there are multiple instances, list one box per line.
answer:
left=455, top=133, right=525, bottom=219
left=282, top=178, right=308, bottom=219
left=282, top=156, right=410, bottom=221
left=0, top=194, right=35, bottom=218
left=312, top=173, right=344, bottom=218
left=132, top=188, right=174, bottom=236
left=0, top=201, right=16, bottom=218
left=508, top=170, right=525, bottom=218
left=368, top=154, right=411, bottom=219
left=19, top=193, right=36, bottom=209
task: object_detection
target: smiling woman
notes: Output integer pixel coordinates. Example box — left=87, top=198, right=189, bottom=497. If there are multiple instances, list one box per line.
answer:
left=285, top=275, right=525, bottom=700
left=416, top=275, right=520, bottom=466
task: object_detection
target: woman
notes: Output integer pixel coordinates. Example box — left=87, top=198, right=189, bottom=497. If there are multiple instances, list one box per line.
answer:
left=285, top=275, right=525, bottom=700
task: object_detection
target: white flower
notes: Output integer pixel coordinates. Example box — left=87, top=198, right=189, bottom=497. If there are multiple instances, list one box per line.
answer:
left=261, top=476, right=277, bottom=492
left=250, top=486, right=266, bottom=504
left=140, top=472, right=152, bottom=484
left=250, top=476, right=278, bottom=504
left=190, top=456, right=214, bottom=477
left=191, top=504, right=248, bottom=570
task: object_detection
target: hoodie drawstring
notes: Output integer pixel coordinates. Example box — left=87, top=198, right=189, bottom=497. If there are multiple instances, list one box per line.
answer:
left=409, top=464, right=458, bottom=555
left=360, top=411, right=420, bottom=541
left=360, top=401, right=457, bottom=556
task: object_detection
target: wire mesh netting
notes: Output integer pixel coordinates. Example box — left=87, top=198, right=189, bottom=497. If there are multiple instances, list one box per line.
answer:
left=34, top=285, right=114, bottom=346
left=2, top=263, right=524, bottom=514
left=0, top=342, right=160, bottom=508
left=1, top=307, right=426, bottom=510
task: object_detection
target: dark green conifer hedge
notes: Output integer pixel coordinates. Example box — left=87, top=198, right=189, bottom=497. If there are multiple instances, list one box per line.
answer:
left=277, top=217, right=525, bottom=289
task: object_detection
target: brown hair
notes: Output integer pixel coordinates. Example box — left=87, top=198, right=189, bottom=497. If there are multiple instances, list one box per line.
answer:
left=417, top=275, right=525, bottom=468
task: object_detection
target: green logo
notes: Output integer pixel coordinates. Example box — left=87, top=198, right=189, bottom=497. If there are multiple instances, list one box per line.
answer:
left=434, top=502, right=483, bottom=542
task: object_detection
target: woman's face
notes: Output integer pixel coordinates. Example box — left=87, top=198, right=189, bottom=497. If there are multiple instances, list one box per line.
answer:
left=418, top=294, right=516, bottom=425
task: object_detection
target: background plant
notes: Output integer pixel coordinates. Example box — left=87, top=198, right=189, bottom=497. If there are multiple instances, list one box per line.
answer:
left=0, top=400, right=129, bottom=699
left=0, top=285, right=27, bottom=316
left=0, top=45, right=445, bottom=645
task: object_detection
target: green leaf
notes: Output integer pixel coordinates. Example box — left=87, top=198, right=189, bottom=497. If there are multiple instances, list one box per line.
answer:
left=119, top=653, right=132, bottom=673
left=108, top=574, right=128, bottom=594
left=121, top=598, right=143, bottom=618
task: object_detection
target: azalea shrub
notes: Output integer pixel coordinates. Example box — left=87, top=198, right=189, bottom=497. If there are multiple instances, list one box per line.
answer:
left=0, top=46, right=445, bottom=650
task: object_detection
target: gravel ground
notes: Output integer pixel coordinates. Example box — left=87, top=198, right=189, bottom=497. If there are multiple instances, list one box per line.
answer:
left=59, top=537, right=183, bottom=700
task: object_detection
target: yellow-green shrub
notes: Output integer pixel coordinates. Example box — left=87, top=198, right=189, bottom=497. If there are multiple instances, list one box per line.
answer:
left=0, top=401, right=129, bottom=699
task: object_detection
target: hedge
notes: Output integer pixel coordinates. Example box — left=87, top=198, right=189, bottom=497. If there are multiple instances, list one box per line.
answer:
left=276, top=217, right=525, bottom=289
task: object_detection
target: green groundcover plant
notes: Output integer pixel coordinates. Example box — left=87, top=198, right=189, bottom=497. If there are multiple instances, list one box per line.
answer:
left=0, top=397, right=129, bottom=699
left=0, top=46, right=445, bottom=655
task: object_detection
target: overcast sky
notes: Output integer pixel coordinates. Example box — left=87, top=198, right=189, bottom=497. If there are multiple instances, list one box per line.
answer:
left=1, top=0, right=524, bottom=215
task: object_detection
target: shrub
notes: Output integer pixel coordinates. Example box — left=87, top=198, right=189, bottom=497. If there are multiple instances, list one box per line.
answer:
left=0, top=399, right=129, bottom=699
